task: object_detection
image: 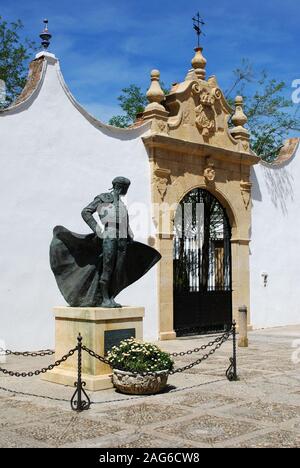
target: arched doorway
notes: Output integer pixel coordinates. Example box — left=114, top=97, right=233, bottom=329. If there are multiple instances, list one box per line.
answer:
left=173, top=188, right=232, bottom=336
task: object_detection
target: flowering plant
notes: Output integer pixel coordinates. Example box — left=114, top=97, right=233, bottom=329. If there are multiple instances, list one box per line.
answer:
left=107, top=338, right=174, bottom=373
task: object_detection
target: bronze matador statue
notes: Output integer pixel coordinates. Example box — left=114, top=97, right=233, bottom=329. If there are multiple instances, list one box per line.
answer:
left=50, top=177, right=161, bottom=308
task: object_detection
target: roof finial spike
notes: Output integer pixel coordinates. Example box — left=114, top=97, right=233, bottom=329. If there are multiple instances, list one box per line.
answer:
left=40, top=19, right=52, bottom=50
left=192, top=12, right=205, bottom=48
left=190, top=13, right=206, bottom=81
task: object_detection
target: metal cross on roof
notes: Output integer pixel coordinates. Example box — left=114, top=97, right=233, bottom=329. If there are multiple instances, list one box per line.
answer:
left=192, top=12, right=205, bottom=47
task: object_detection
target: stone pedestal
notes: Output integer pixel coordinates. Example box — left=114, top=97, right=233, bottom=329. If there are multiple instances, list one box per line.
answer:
left=43, top=306, right=144, bottom=391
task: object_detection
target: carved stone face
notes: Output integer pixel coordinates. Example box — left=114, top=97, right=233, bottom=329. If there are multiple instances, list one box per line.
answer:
left=156, top=177, right=168, bottom=200
left=204, top=166, right=216, bottom=182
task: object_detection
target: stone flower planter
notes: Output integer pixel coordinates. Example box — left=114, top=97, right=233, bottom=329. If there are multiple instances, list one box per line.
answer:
left=112, top=369, right=169, bottom=395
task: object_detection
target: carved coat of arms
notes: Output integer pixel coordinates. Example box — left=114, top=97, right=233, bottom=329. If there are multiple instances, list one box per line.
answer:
left=193, top=85, right=222, bottom=137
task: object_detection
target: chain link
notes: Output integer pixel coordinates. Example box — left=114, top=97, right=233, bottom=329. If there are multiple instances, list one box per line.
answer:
left=170, top=331, right=232, bottom=374
left=0, top=347, right=78, bottom=377
left=170, top=331, right=232, bottom=357
left=82, top=346, right=111, bottom=365
left=0, top=348, right=54, bottom=357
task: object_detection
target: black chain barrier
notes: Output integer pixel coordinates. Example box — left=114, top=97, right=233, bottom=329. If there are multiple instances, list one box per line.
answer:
left=170, top=330, right=232, bottom=374
left=0, top=322, right=239, bottom=412
left=0, top=347, right=77, bottom=377
left=0, top=348, right=54, bottom=357
left=80, top=325, right=238, bottom=379
left=82, top=345, right=111, bottom=365
left=170, top=333, right=231, bottom=357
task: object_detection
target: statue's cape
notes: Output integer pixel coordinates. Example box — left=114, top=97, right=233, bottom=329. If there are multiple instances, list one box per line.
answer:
left=50, top=226, right=161, bottom=307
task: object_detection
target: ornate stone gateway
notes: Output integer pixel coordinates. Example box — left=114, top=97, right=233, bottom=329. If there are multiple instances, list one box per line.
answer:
left=173, top=188, right=232, bottom=336
left=142, top=38, right=261, bottom=340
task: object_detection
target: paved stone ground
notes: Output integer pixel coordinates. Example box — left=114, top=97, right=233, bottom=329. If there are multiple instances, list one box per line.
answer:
left=0, top=325, right=299, bottom=448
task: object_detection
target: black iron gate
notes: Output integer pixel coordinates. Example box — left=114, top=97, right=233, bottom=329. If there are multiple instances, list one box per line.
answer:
left=173, top=188, right=232, bottom=336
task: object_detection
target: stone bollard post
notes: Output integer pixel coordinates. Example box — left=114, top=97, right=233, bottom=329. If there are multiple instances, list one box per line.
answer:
left=238, top=305, right=248, bottom=348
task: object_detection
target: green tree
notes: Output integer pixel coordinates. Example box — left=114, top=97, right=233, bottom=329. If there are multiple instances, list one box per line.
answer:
left=0, top=16, right=36, bottom=108
left=108, top=82, right=169, bottom=129
left=226, top=62, right=300, bottom=162
left=109, top=85, right=148, bottom=128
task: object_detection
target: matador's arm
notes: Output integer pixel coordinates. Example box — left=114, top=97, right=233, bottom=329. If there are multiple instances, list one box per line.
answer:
left=81, top=197, right=101, bottom=234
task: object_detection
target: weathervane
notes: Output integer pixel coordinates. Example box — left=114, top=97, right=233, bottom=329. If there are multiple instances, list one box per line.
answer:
left=192, top=12, right=205, bottom=47
left=40, top=19, right=52, bottom=50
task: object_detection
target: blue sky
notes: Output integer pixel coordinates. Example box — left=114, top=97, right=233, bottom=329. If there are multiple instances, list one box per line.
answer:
left=1, top=0, right=299, bottom=124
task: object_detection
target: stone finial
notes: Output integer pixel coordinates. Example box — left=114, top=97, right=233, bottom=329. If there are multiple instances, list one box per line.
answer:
left=232, top=96, right=248, bottom=128
left=191, top=47, right=207, bottom=80
left=230, top=95, right=250, bottom=151
left=145, top=70, right=165, bottom=111
left=143, top=69, right=169, bottom=133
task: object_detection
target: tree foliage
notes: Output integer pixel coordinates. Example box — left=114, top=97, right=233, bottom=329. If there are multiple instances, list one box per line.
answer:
left=0, top=16, right=36, bottom=108
left=108, top=85, right=148, bottom=128
left=108, top=82, right=169, bottom=128
left=226, top=61, right=300, bottom=162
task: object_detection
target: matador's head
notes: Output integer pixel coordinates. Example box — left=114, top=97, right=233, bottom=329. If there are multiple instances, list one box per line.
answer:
left=112, top=177, right=131, bottom=196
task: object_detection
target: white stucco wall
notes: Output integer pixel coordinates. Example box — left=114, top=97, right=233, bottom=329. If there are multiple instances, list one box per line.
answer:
left=0, top=54, right=158, bottom=349
left=250, top=142, right=300, bottom=329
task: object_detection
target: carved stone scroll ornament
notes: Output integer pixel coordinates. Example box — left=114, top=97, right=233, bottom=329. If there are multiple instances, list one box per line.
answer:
left=240, top=181, right=252, bottom=210
left=154, top=168, right=171, bottom=201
